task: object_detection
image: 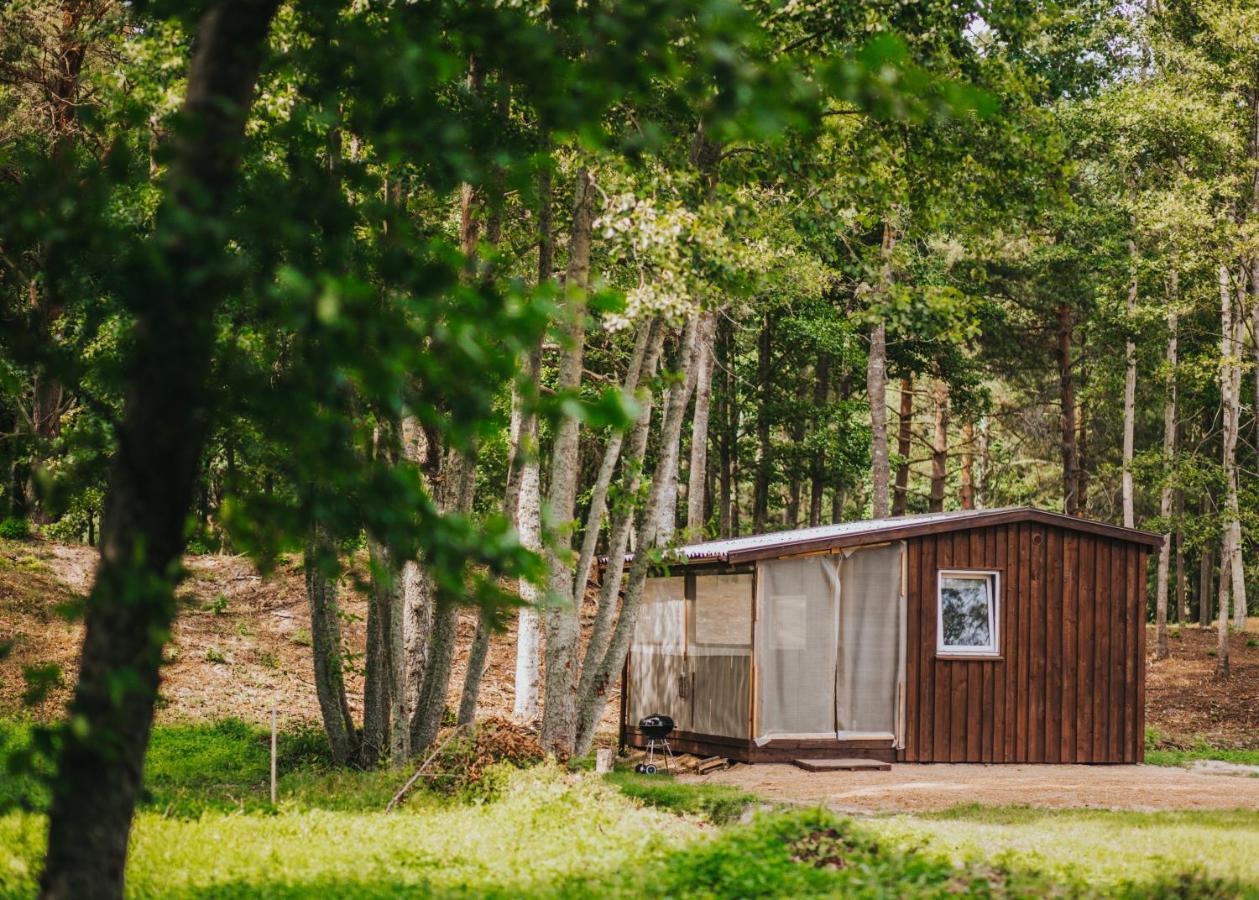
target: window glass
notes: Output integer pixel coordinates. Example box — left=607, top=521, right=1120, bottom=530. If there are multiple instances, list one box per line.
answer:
left=938, top=572, right=997, bottom=654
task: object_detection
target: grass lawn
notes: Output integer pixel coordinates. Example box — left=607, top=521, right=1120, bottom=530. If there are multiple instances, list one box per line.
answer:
left=870, top=804, right=1259, bottom=894
left=3, top=718, right=1258, bottom=897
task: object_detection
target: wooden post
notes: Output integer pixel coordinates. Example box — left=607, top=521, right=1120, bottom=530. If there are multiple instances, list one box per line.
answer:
left=595, top=748, right=614, bottom=774
left=270, top=704, right=278, bottom=806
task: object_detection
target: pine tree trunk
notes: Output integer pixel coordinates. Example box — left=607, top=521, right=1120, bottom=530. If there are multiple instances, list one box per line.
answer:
left=539, top=165, right=595, bottom=756
left=1056, top=303, right=1079, bottom=515
left=928, top=379, right=949, bottom=513
left=1229, top=271, right=1247, bottom=631
left=892, top=376, right=912, bottom=516
left=808, top=354, right=831, bottom=526
left=960, top=420, right=975, bottom=510
left=1199, top=535, right=1213, bottom=629
left=1155, top=295, right=1178, bottom=661
left=753, top=313, right=772, bottom=531
left=868, top=224, right=895, bottom=519
left=686, top=311, right=718, bottom=537
left=39, top=4, right=281, bottom=895
left=717, top=316, right=735, bottom=538
left=1175, top=489, right=1187, bottom=624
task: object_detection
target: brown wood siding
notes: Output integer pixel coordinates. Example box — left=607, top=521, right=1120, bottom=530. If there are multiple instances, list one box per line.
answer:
left=899, top=523, right=1146, bottom=764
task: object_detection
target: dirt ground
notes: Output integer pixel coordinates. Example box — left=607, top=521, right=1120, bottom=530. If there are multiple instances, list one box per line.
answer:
left=0, top=537, right=619, bottom=733
left=692, top=762, right=1259, bottom=813
left=1146, top=625, right=1259, bottom=748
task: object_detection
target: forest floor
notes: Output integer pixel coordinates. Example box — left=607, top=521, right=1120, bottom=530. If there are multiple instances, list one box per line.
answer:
left=0, top=536, right=619, bottom=734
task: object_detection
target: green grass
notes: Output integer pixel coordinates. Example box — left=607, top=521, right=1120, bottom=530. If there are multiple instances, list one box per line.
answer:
left=603, top=769, right=759, bottom=824
left=1146, top=746, right=1259, bottom=769
left=2, top=719, right=1257, bottom=897
left=870, top=804, right=1259, bottom=894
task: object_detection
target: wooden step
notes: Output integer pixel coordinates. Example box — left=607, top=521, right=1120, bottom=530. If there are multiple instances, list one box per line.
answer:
left=791, top=757, right=892, bottom=772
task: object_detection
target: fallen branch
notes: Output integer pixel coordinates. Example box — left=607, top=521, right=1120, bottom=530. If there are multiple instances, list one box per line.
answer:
left=385, top=724, right=468, bottom=812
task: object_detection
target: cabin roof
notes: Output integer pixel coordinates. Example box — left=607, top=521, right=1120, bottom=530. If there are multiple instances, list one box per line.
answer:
left=662, top=507, right=1162, bottom=565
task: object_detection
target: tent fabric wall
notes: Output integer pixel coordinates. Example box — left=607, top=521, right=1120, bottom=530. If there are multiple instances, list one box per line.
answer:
left=836, top=544, right=904, bottom=738
left=688, top=573, right=753, bottom=738
left=754, top=556, right=841, bottom=739
left=627, top=576, right=689, bottom=730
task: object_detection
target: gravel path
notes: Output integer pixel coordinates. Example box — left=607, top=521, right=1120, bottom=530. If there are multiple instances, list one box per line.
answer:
left=688, top=763, right=1259, bottom=813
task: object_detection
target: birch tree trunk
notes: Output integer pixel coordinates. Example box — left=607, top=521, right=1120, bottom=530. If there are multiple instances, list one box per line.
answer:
left=686, top=310, right=717, bottom=537
left=892, top=376, right=913, bottom=516
left=511, top=165, right=554, bottom=723
left=928, top=379, right=949, bottom=513
left=1122, top=239, right=1138, bottom=530
left=576, top=322, right=666, bottom=710
left=1155, top=290, right=1178, bottom=661
left=539, top=165, right=596, bottom=756
left=1217, top=261, right=1237, bottom=677
left=868, top=224, right=895, bottom=519
left=573, top=315, right=700, bottom=757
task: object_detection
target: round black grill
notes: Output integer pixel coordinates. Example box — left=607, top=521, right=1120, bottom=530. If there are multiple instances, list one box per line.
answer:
left=638, top=715, right=674, bottom=740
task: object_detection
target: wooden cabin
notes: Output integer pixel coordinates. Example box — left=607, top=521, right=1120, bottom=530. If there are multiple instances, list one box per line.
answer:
left=620, top=507, right=1160, bottom=764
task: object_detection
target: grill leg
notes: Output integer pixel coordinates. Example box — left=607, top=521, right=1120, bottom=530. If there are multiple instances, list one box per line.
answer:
left=661, top=738, right=676, bottom=774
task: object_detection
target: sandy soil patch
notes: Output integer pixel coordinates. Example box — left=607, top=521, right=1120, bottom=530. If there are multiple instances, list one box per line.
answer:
left=691, top=762, right=1259, bottom=813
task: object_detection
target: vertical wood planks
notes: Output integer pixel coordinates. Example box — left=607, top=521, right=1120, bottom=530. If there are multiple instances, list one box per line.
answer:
left=1061, top=532, right=1078, bottom=762
left=1045, top=527, right=1062, bottom=763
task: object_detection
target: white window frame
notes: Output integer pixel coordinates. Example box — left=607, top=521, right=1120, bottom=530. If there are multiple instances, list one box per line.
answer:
left=936, top=569, right=1000, bottom=657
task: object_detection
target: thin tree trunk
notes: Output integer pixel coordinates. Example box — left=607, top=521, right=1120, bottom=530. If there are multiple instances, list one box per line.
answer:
left=38, top=4, right=280, bottom=896
left=1077, top=327, right=1090, bottom=514
left=1175, top=488, right=1187, bottom=624
left=808, top=355, right=831, bottom=526
left=960, top=420, right=975, bottom=510
left=892, top=376, right=913, bottom=516
left=1155, top=291, right=1178, bottom=660
left=575, top=322, right=667, bottom=712
left=753, top=313, right=772, bottom=531
left=306, top=528, right=359, bottom=765
left=686, top=311, right=717, bottom=537
left=929, top=379, right=949, bottom=513
left=1056, top=303, right=1079, bottom=515
left=1217, top=262, right=1236, bottom=676
left=539, top=165, right=596, bottom=756
left=1229, top=270, right=1247, bottom=632
left=573, top=314, right=700, bottom=757
left=1199, top=535, right=1213, bottom=629
left=868, top=224, right=895, bottom=519
left=1122, top=240, right=1138, bottom=529
left=717, top=315, right=735, bottom=538
left=397, top=417, right=438, bottom=758
left=363, top=534, right=397, bottom=765
left=511, top=164, right=554, bottom=723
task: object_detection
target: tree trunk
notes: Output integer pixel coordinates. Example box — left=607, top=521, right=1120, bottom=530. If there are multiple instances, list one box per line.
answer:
left=363, top=534, right=397, bottom=765
left=928, top=379, right=949, bottom=513
left=575, top=323, right=666, bottom=713
left=539, top=165, right=595, bottom=756
left=1217, top=262, right=1236, bottom=676
left=717, top=315, right=735, bottom=538
left=38, top=4, right=280, bottom=896
left=1076, top=327, right=1090, bottom=514
left=753, top=313, right=772, bottom=532
left=1122, top=241, right=1138, bottom=529
left=959, top=420, right=975, bottom=510
left=1229, top=270, right=1247, bottom=632
left=1175, top=488, right=1187, bottom=624
left=868, top=224, right=895, bottom=519
left=808, top=354, right=831, bottom=526
left=573, top=314, right=700, bottom=756
left=306, top=529, right=360, bottom=765
left=1056, top=303, right=1079, bottom=515
left=686, top=311, right=718, bottom=537
left=396, top=417, right=438, bottom=759
left=892, top=376, right=913, bottom=516
left=1155, top=292, right=1178, bottom=661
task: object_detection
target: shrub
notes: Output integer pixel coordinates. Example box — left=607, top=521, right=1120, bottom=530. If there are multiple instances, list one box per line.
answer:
left=0, top=518, right=30, bottom=540
left=428, top=717, right=546, bottom=797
